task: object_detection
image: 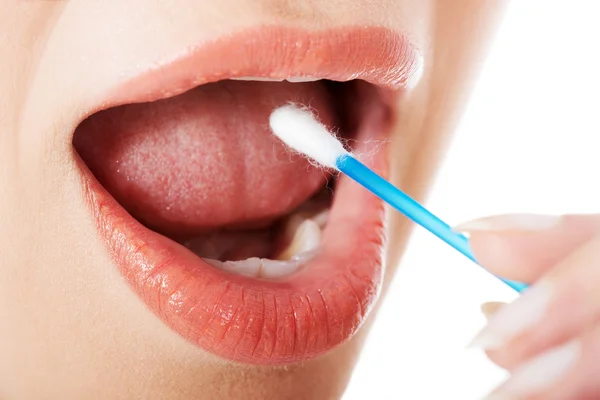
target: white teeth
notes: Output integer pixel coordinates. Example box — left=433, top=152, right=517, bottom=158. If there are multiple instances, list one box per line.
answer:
left=311, top=210, right=329, bottom=229
left=259, top=259, right=299, bottom=279
left=230, top=77, right=285, bottom=82
left=294, top=219, right=322, bottom=253
left=284, top=76, right=321, bottom=83
left=276, top=219, right=322, bottom=261
left=203, top=257, right=308, bottom=279
left=200, top=207, right=328, bottom=279
left=222, top=257, right=262, bottom=277
left=291, top=249, right=319, bottom=264
left=203, top=257, right=262, bottom=277
left=230, top=76, right=321, bottom=83
left=203, top=258, right=224, bottom=269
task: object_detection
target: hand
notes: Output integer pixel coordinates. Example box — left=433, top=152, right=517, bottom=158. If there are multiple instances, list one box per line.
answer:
left=458, top=214, right=600, bottom=400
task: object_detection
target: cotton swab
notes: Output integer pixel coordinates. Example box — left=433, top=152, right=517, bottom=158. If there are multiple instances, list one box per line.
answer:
left=270, top=105, right=528, bottom=293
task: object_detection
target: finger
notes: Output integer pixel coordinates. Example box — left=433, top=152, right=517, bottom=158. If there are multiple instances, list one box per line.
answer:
left=470, top=235, right=600, bottom=370
left=456, top=214, right=600, bottom=283
left=479, top=302, right=509, bottom=369
left=483, top=323, right=600, bottom=400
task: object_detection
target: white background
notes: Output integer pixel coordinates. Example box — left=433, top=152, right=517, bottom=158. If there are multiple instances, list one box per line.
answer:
left=344, top=1, right=600, bottom=399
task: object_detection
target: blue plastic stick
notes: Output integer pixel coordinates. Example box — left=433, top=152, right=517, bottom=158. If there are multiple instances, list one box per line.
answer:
left=336, top=154, right=528, bottom=293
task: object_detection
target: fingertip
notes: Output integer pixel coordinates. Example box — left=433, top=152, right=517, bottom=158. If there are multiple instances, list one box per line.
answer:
left=469, top=232, right=539, bottom=283
left=463, top=214, right=600, bottom=284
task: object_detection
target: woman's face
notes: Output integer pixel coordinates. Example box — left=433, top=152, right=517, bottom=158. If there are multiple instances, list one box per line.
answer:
left=1, top=1, right=506, bottom=398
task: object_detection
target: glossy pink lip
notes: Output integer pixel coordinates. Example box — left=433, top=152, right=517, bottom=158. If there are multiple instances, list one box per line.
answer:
left=111, top=26, right=422, bottom=106
left=79, top=26, right=421, bottom=365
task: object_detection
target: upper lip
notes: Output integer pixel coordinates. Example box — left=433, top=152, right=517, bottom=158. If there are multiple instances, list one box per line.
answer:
left=78, top=25, right=421, bottom=365
left=104, top=25, right=422, bottom=109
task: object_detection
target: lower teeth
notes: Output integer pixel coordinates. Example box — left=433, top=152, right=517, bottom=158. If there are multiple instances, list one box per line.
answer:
left=187, top=204, right=329, bottom=279
left=274, top=218, right=321, bottom=260
left=203, top=252, right=317, bottom=279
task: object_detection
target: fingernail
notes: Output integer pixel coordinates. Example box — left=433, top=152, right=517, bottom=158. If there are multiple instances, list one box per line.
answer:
left=487, top=340, right=580, bottom=398
left=481, top=302, right=506, bottom=321
left=469, top=283, right=552, bottom=350
left=455, top=214, right=560, bottom=232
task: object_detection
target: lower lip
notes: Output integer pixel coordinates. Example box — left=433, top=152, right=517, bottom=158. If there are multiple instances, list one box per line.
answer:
left=79, top=26, right=406, bottom=366
left=80, top=150, right=388, bottom=365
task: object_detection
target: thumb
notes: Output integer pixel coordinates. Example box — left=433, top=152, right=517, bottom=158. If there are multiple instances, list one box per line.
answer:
left=456, top=214, right=600, bottom=283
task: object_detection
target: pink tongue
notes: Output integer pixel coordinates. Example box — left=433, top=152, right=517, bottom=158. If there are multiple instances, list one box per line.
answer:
left=74, top=81, right=336, bottom=237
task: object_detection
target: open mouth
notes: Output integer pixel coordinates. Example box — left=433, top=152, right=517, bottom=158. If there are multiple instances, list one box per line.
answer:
left=73, top=26, right=422, bottom=366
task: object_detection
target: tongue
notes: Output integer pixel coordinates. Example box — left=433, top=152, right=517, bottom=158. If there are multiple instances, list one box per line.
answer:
left=74, top=81, right=337, bottom=237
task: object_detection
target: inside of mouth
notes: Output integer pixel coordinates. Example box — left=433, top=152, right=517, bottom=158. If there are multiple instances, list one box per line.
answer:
left=73, top=78, right=386, bottom=279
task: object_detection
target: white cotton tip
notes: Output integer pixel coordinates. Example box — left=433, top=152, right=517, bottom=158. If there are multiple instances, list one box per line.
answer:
left=269, top=105, right=349, bottom=170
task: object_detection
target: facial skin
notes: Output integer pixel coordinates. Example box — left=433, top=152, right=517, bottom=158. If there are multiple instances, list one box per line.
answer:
left=0, top=1, right=507, bottom=399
